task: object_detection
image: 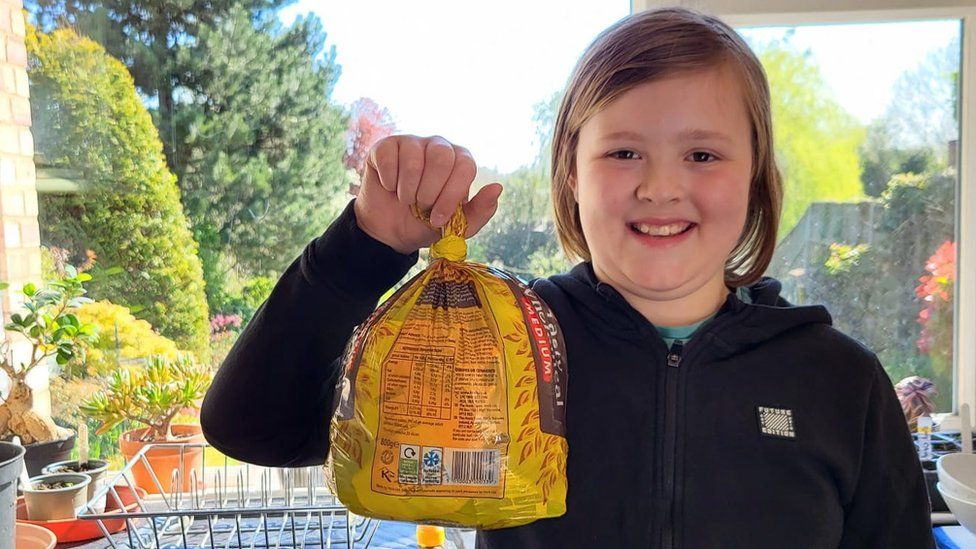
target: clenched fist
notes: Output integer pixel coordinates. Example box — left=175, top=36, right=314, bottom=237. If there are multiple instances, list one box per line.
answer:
left=353, top=135, right=504, bottom=254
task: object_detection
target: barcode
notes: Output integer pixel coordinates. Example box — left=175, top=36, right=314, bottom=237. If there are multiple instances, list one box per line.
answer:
left=448, top=449, right=500, bottom=485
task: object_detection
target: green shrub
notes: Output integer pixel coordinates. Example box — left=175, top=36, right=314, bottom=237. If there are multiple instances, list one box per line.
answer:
left=221, top=276, right=274, bottom=325
left=72, top=300, right=180, bottom=377
left=27, top=26, right=210, bottom=362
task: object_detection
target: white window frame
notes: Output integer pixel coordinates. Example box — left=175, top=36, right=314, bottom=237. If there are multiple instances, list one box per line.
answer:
left=633, top=1, right=976, bottom=428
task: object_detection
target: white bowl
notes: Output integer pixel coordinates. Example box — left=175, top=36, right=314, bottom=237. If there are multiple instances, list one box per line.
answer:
left=938, top=482, right=976, bottom=534
left=938, top=453, right=976, bottom=502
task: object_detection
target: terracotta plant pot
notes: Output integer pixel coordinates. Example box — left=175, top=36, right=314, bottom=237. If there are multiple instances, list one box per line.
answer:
left=41, top=459, right=109, bottom=513
left=22, top=473, right=90, bottom=521
left=14, top=522, right=56, bottom=549
left=119, top=425, right=205, bottom=494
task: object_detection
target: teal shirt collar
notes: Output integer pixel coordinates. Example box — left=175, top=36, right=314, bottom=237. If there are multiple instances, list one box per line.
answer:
left=658, top=287, right=752, bottom=346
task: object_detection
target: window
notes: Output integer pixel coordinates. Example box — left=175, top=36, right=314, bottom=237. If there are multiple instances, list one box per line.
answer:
left=633, top=0, right=976, bottom=427
left=738, top=20, right=961, bottom=412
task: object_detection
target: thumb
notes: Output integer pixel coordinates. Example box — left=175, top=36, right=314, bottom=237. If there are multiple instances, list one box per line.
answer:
left=463, top=183, right=503, bottom=238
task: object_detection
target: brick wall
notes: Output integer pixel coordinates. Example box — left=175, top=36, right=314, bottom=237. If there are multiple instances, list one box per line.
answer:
left=0, top=1, right=48, bottom=414
left=0, top=1, right=40, bottom=307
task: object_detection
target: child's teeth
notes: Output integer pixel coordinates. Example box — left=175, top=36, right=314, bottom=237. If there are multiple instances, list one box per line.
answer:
left=635, top=222, right=691, bottom=236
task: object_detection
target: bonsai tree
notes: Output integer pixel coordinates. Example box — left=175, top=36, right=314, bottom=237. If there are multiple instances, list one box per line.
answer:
left=0, top=266, right=98, bottom=443
left=81, top=354, right=210, bottom=442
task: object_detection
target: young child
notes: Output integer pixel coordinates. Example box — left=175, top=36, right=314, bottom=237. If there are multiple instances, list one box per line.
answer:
left=201, top=7, right=935, bottom=548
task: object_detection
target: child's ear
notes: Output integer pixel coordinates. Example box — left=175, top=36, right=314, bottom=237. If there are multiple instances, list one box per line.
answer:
left=568, top=174, right=578, bottom=201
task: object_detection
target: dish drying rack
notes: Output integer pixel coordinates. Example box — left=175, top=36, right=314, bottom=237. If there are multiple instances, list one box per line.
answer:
left=77, top=440, right=381, bottom=548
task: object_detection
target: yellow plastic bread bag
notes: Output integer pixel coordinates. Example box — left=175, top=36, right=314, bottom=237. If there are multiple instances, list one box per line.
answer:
left=325, top=205, right=568, bottom=529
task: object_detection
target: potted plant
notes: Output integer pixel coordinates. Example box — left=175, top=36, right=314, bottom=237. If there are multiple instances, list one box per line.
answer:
left=0, top=267, right=98, bottom=475
left=21, top=471, right=90, bottom=521
left=895, top=375, right=938, bottom=430
left=42, top=458, right=108, bottom=513
left=41, top=425, right=109, bottom=512
left=896, top=376, right=948, bottom=512
left=81, top=354, right=210, bottom=494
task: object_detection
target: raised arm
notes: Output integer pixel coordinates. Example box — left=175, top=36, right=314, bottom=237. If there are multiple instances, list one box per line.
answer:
left=200, top=200, right=417, bottom=466
left=201, top=134, right=502, bottom=467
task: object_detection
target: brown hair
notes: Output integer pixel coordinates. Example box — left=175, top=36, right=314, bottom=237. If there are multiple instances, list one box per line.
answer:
left=550, top=6, right=781, bottom=287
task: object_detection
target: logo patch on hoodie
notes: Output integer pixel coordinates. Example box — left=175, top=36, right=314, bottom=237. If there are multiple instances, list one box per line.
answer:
left=757, top=406, right=795, bottom=439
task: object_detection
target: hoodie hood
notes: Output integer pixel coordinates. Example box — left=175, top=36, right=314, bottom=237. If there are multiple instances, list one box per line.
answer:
left=549, top=262, right=833, bottom=361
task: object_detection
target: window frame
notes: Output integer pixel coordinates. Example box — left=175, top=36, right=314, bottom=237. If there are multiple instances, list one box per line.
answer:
left=631, top=1, right=976, bottom=427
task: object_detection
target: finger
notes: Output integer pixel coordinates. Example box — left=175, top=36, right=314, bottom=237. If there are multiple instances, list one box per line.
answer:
left=430, top=146, right=477, bottom=227
left=396, top=137, right=425, bottom=205
left=361, top=161, right=382, bottom=197
left=368, top=137, right=399, bottom=192
left=463, top=183, right=503, bottom=238
left=416, top=136, right=456, bottom=212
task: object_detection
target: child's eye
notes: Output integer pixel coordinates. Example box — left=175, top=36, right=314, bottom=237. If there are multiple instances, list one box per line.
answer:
left=688, top=151, right=718, bottom=163
left=608, top=150, right=640, bottom=160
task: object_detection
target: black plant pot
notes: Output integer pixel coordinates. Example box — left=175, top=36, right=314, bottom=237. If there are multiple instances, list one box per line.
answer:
left=22, top=434, right=75, bottom=477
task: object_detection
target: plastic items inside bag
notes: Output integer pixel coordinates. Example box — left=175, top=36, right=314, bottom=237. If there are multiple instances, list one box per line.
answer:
left=325, top=205, right=568, bottom=529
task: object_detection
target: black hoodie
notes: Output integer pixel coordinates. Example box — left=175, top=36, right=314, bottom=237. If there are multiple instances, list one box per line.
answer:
left=201, top=201, right=935, bottom=549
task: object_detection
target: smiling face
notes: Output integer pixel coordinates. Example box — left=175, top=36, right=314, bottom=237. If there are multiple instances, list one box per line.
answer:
left=570, top=64, right=754, bottom=321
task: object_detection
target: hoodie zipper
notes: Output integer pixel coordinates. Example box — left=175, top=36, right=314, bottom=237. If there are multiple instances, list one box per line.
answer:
left=590, top=279, right=745, bottom=549
left=657, top=312, right=738, bottom=549
left=661, top=340, right=683, bottom=549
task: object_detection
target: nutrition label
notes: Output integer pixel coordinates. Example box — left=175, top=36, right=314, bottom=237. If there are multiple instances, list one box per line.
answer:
left=381, top=343, right=455, bottom=420
left=372, top=277, right=507, bottom=498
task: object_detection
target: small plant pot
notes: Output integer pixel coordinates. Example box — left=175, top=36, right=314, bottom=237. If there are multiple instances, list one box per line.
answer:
left=22, top=473, right=91, bottom=521
left=41, top=459, right=109, bottom=513
left=119, top=425, right=205, bottom=494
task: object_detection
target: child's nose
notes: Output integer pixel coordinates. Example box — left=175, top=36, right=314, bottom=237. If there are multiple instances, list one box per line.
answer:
left=634, top=167, right=683, bottom=203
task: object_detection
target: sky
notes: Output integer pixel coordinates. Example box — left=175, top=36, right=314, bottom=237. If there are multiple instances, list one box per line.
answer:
left=279, top=3, right=959, bottom=173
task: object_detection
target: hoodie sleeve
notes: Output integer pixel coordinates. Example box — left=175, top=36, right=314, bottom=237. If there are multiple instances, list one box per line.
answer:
left=838, top=358, right=934, bottom=548
left=200, top=200, right=418, bottom=467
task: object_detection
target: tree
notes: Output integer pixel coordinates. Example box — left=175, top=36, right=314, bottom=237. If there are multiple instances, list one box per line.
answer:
left=858, top=36, right=959, bottom=197
left=469, top=165, right=564, bottom=279
left=467, top=93, right=570, bottom=279
left=27, top=0, right=286, bottom=165
left=531, top=91, right=561, bottom=176
left=28, top=26, right=211, bottom=361
left=173, top=7, right=347, bottom=309
left=877, top=35, right=959, bottom=154
left=755, top=41, right=866, bottom=240
left=344, top=97, right=396, bottom=177
left=28, top=1, right=350, bottom=312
